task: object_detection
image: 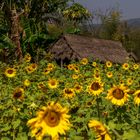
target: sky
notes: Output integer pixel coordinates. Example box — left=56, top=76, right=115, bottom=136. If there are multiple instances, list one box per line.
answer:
left=75, top=0, right=140, bottom=20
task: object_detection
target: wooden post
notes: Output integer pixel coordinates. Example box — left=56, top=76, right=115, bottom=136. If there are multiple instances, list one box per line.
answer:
left=61, top=59, right=63, bottom=70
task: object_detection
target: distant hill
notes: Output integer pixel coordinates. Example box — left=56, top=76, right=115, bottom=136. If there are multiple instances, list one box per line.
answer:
left=84, top=18, right=140, bottom=29
left=126, top=18, right=140, bottom=28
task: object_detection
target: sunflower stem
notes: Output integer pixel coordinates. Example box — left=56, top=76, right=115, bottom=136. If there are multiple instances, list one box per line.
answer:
left=96, top=97, right=100, bottom=120
left=13, top=129, right=15, bottom=140
left=136, top=105, right=139, bottom=131
left=110, top=128, right=122, bottom=140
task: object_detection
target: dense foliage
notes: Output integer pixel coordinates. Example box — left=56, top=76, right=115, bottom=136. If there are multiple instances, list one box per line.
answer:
left=0, top=57, right=140, bottom=139
left=0, top=0, right=91, bottom=62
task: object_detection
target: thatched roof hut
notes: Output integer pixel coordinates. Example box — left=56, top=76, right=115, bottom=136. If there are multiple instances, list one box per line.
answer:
left=49, top=34, right=132, bottom=64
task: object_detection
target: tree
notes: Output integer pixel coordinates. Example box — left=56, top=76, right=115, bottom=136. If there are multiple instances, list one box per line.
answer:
left=100, top=10, right=121, bottom=40
left=0, top=0, right=90, bottom=62
left=63, top=3, right=91, bottom=29
left=0, top=0, right=24, bottom=61
left=0, top=0, right=70, bottom=62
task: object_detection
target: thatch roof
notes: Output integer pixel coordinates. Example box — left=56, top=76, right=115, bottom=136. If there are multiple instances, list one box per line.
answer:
left=49, top=34, right=131, bottom=63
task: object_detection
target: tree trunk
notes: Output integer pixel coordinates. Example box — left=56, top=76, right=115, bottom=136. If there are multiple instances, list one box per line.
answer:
left=10, top=9, right=23, bottom=62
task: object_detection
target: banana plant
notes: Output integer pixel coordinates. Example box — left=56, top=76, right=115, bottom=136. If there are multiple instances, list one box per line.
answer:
left=0, top=0, right=77, bottom=62
left=0, top=0, right=25, bottom=61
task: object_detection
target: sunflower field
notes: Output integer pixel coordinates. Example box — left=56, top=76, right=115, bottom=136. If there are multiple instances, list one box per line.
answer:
left=0, top=55, right=140, bottom=140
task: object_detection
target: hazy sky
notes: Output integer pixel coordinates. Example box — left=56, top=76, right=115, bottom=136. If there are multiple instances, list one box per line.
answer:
left=75, top=0, right=140, bottom=20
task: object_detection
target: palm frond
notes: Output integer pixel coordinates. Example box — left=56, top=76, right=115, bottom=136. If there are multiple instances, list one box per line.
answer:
left=0, top=34, right=15, bottom=49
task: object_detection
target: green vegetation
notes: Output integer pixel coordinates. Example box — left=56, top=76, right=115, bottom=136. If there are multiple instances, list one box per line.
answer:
left=0, top=1, right=140, bottom=140
left=0, top=58, right=140, bottom=139
left=0, top=0, right=91, bottom=63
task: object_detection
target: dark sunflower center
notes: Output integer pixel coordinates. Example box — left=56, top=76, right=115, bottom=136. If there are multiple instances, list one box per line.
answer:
left=112, top=88, right=124, bottom=99
left=7, top=69, right=14, bottom=74
left=125, top=65, right=128, bottom=67
left=138, top=93, right=140, bottom=98
left=65, top=89, right=73, bottom=94
left=31, top=64, right=36, bottom=69
left=14, top=91, right=22, bottom=98
left=124, top=64, right=128, bottom=68
left=44, top=111, right=60, bottom=127
left=28, top=67, right=32, bottom=71
left=50, top=81, right=56, bottom=86
left=45, top=69, right=49, bottom=72
left=95, top=73, right=99, bottom=78
left=48, top=66, right=53, bottom=69
left=91, top=82, right=100, bottom=91
left=39, top=84, right=44, bottom=88
left=87, top=101, right=92, bottom=106
left=75, top=86, right=80, bottom=90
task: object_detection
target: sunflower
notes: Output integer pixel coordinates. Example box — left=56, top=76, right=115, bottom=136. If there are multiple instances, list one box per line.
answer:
left=87, top=81, right=104, bottom=96
left=27, top=101, right=71, bottom=139
left=26, top=63, right=37, bottom=73
left=30, top=63, right=37, bottom=71
left=24, top=79, right=31, bottom=87
left=52, top=135, right=60, bottom=140
left=63, top=88, right=75, bottom=98
left=5, top=68, right=16, bottom=78
left=93, top=73, right=101, bottom=80
left=25, top=66, right=34, bottom=73
left=120, top=80, right=124, bottom=85
left=47, top=79, right=59, bottom=89
left=92, top=61, right=97, bottom=67
left=102, top=111, right=108, bottom=118
left=47, top=63, right=55, bottom=71
left=96, top=133, right=112, bottom=140
left=134, top=90, right=140, bottom=106
left=106, top=72, right=113, bottom=78
left=13, top=88, right=24, bottom=100
left=43, top=68, right=51, bottom=75
left=133, top=63, right=139, bottom=70
left=93, top=68, right=100, bottom=74
left=88, top=120, right=112, bottom=140
left=38, top=82, right=45, bottom=89
left=106, top=61, right=112, bottom=68
left=73, top=66, right=80, bottom=73
left=80, top=58, right=88, bottom=65
left=38, top=82, right=48, bottom=93
left=122, top=63, right=129, bottom=70
left=85, top=100, right=94, bottom=108
left=67, top=64, right=75, bottom=70
left=72, top=74, right=79, bottom=79
left=24, top=53, right=31, bottom=62
left=74, top=84, right=83, bottom=93
left=106, top=85, right=129, bottom=106
left=126, top=78, right=133, bottom=86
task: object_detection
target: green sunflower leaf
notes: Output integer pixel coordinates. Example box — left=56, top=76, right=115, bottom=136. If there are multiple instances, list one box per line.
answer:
left=12, top=119, right=21, bottom=129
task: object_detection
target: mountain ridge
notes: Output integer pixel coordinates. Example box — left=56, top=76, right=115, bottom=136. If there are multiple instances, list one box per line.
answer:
left=125, top=18, right=140, bottom=27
